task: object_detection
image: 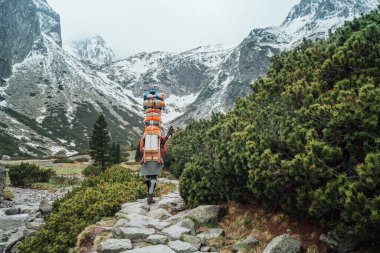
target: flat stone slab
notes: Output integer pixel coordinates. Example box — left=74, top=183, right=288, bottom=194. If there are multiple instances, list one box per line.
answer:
left=114, top=214, right=170, bottom=230
left=146, top=234, right=168, bottom=245
left=197, top=228, right=224, bottom=240
left=122, top=245, right=175, bottom=253
left=146, top=208, right=172, bottom=220
left=168, top=240, right=198, bottom=253
left=118, top=206, right=147, bottom=216
left=121, top=202, right=150, bottom=211
left=180, top=234, right=202, bottom=250
left=162, top=225, right=191, bottom=240
left=97, top=239, right=133, bottom=252
left=113, top=227, right=155, bottom=241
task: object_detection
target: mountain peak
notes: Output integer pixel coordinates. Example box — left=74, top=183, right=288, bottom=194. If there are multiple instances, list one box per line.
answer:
left=65, top=35, right=116, bottom=68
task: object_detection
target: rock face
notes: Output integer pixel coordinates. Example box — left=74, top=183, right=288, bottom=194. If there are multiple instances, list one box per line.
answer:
left=65, top=35, right=115, bottom=68
left=263, top=234, right=301, bottom=253
left=0, top=0, right=143, bottom=156
left=0, top=165, right=5, bottom=200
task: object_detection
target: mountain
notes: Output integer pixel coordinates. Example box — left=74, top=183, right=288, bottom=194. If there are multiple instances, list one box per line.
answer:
left=98, top=0, right=379, bottom=127
left=171, top=0, right=380, bottom=125
left=0, top=0, right=143, bottom=157
left=99, top=44, right=234, bottom=123
left=65, top=35, right=116, bottom=68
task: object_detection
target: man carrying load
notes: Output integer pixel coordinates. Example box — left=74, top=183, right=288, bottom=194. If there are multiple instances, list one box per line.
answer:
left=140, top=86, right=173, bottom=204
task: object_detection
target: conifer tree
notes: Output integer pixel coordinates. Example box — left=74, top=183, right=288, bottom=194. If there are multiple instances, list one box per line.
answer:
left=115, top=143, right=121, bottom=164
left=89, top=115, right=111, bottom=169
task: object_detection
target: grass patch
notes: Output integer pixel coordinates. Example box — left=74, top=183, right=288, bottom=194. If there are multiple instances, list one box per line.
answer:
left=50, top=167, right=83, bottom=175
left=156, top=183, right=176, bottom=197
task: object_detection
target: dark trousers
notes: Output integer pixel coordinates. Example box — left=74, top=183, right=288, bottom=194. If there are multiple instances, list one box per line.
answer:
left=145, top=175, right=157, bottom=194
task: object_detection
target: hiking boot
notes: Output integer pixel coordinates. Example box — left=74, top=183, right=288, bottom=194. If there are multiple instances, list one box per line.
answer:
left=147, top=194, right=155, bottom=205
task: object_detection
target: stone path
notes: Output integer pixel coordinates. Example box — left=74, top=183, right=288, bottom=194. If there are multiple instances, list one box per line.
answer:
left=94, top=179, right=223, bottom=253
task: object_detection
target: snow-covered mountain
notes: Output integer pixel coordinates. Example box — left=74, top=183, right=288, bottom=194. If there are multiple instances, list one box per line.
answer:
left=98, top=0, right=379, bottom=127
left=171, top=0, right=380, bottom=125
left=65, top=35, right=115, bottom=68
left=0, top=0, right=378, bottom=157
left=0, top=0, right=143, bottom=157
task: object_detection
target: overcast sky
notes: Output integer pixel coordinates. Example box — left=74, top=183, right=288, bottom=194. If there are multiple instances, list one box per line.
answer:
left=47, top=0, right=300, bottom=58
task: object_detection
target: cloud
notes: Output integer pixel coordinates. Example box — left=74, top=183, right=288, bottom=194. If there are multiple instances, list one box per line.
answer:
left=47, top=0, right=300, bottom=58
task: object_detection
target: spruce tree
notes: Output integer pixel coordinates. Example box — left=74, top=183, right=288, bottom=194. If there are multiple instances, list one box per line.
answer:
left=115, top=143, right=121, bottom=164
left=89, top=115, right=111, bottom=169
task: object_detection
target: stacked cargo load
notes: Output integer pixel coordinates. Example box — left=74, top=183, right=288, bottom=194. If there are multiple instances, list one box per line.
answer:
left=140, top=88, right=166, bottom=175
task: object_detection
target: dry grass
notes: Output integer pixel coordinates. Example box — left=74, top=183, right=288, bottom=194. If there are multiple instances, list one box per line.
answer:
left=76, top=225, right=112, bottom=253
left=156, top=183, right=176, bottom=197
left=219, top=201, right=328, bottom=253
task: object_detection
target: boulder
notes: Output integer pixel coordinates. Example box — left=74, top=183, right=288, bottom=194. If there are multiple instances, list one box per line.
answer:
left=146, top=208, right=172, bottom=220
left=168, top=240, right=198, bottom=253
left=162, top=225, right=191, bottom=240
left=5, top=207, right=20, bottom=215
left=123, top=245, right=175, bottom=253
left=146, top=234, right=168, bottom=245
left=97, top=239, right=133, bottom=252
left=39, top=200, right=52, bottom=213
left=232, top=235, right=259, bottom=251
left=263, top=234, right=301, bottom=253
left=185, top=205, right=222, bottom=224
left=113, top=227, right=155, bottom=241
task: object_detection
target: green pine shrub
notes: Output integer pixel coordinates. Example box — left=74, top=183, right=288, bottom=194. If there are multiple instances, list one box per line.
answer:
left=82, top=164, right=103, bottom=177
left=8, top=163, right=56, bottom=187
left=18, top=165, right=146, bottom=253
left=169, top=9, right=380, bottom=239
left=53, top=158, right=74, bottom=164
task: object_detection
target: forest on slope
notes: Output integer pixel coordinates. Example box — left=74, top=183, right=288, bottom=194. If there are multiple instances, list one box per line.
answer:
left=166, top=8, right=380, bottom=242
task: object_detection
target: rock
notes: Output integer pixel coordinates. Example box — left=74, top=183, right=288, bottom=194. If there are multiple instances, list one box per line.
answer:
left=113, top=227, right=155, bottom=241
left=166, top=210, right=190, bottom=225
left=232, top=235, right=259, bottom=251
left=162, top=225, right=191, bottom=240
left=263, top=234, right=301, bottom=253
left=97, top=239, right=133, bottom=252
left=200, top=246, right=211, bottom=252
left=123, top=245, right=175, bottom=253
left=185, top=205, right=222, bottom=224
left=25, top=221, right=45, bottom=230
left=5, top=207, right=20, bottom=215
left=23, top=229, right=37, bottom=237
left=146, top=234, right=168, bottom=245
left=121, top=202, right=150, bottom=211
left=176, top=218, right=195, bottom=233
left=150, top=197, right=186, bottom=213
left=319, top=231, right=360, bottom=253
left=168, top=240, right=198, bottom=253
left=180, top=234, right=202, bottom=250
left=39, top=200, right=52, bottom=213
left=197, top=228, right=224, bottom=240
left=119, top=206, right=147, bottom=216
left=146, top=208, right=172, bottom=220
left=114, top=214, right=170, bottom=231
